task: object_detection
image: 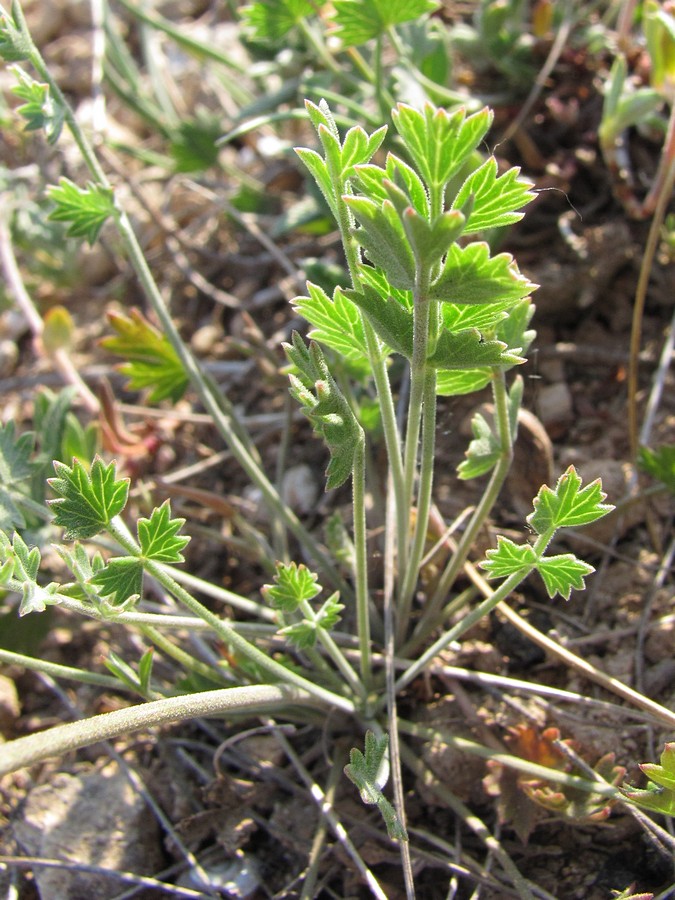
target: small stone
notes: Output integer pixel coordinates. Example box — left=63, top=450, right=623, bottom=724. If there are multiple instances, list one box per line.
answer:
left=0, top=339, right=19, bottom=377
left=282, top=464, right=318, bottom=515
left=535, top=382, right=573, bottom=437
left=645, top=618, right=675, bottom=664
left=191, top=323, right=223, bottom=355
left=13, top=763, right=163, bottom=899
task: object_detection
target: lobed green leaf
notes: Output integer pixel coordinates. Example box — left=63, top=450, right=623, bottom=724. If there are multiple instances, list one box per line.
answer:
left=392, top=103, right=492, bottom=192
left=429, top=329, right=524, bottom=371
left=90, top=557, right=143, bottom=606
left=481, top=536, right=536, bottom=579
left=429, top=242, right=537, bottom=305
left=330, top=0, right=437, bottom=47
left=295, top=147, right=338, bottom=219
left=263, top=561, right=321, bottom=613
left=536, top=554, right=595, bottom=600
left=345, top=196, right=416, bottom=289
left=344, top=283, right=413, bottom=359
left=101, top=309, right=188, bottom=403
left=240, top=0, right=316, bottom=44
left=47, top=178, right=114, bottom=245
left=402, top=208, right=465, bottom=271
left=293, top=282, right=370, bottom=376
left=527, top=466, right=614, bottom=535
left=137, top=500, right=190, bottom=563
left=48, top=456, right=129, bottom=540
left=452, top=158, right=535, bottom=234
left=10, top=66, right=64, bottom=144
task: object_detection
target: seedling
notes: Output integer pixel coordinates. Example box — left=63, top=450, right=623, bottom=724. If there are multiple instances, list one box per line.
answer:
left=1, top=2, right=669, bottom=897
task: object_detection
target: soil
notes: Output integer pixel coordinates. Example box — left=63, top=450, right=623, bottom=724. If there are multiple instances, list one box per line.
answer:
left=0, top=2, right=674, bottom=899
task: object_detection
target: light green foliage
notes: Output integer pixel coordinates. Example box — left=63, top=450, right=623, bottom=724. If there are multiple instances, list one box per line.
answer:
left=55, top=541, right=105, bottom=591
left=638, top=444, right=675, bottom=494
left=428, top=326, right=524, bottom=371
left=600, top=56, right=663, bottom=148
left=241, top=0, right=317, bottom=44
left=535, top=554, right=596, bottom=601
left=137, top=501, right=190, bottom=564
left=429, top=243, right=536, bottom=305
left=459, top=377, right=522, bottom=479
left=0, top=421, right=34, bottom=531
left=48, top=457, right=129, bottom=540
left=0, top=531, right=60, bottom=615
left=279, top=593, right=344, bottom=649
left=451, top=157, right=536, bottom=234
left=264, top=561, right=321, bottom=613
left=90, top=501, right=189, bottom=605
left=295, top=100, right=387, bottom=221
left=344, top=731, right=408, bottom=841
left=481, top=467, right=613, bottom=600
left=644, top=0, right=675, bottom=99
left=46, top=178, right=114, bottom=245
left=10, top=66, right=62, bottom=142
left=0, top=0, right=626, bottom=872
left=284, top=332, right=364, bottom=489
left=527, top=466, right=613, bottom=534
left=293, top=282, right=371, bottom=378
left=297, top=99, right=537, bottom=396
left=104, top=648, right=154, bottom=697
left=90, top=556, right=143, bottom=607
left=330, top=0, right=437, bottom=48
left=264, top=562, right=344, bottom=649
left=100, top=309, right=189, bottom=403
left=392, top=103, right=492, bottom=195
left=0, top=3, right=31, bottom=60
left=622, top=742, right=675, bottom=816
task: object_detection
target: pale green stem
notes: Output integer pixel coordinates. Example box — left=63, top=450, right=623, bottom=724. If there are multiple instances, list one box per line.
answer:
left=373, top=34, right=386, bottom=125
left=139, top=624, right=229, bottom=686
left=296, top=597, right=366, bottom=700
left=11, top=5, right=345, bottom=594
left=396, top=366, right=436, bottom=644
left=352, top=435, right=372, bottom=688
left=411, top=369, right=515, bottom=648
left=0, top=684, right=312, bottom=776
left=298, top=643, right=351, bottom=693
left=400, top=265, right=433, bottom=596
left=106, top=518, right=355, bottom=714
left=321, top=118, right=405, bottom=526
left=362, top=321, right=408, bottom=574
left=0, top=648, right=126, bottom=691
left=40, top=593, right=279, bottom=639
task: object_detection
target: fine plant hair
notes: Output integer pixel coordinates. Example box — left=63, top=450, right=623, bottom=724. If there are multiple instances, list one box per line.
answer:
left=1, top=2, right=674, bottom=897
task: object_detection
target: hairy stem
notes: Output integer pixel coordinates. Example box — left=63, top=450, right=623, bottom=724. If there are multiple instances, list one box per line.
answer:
left=411, top=370, right=516, bottom=649
left=0, top=685, right=312, bottom=776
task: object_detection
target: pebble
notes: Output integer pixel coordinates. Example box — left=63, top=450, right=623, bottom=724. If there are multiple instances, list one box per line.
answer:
left=13, top=763, right=163, bottom=898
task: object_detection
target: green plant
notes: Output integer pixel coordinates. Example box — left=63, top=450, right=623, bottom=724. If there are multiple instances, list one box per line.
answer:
left=1, top=2, right=674, bottom=897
